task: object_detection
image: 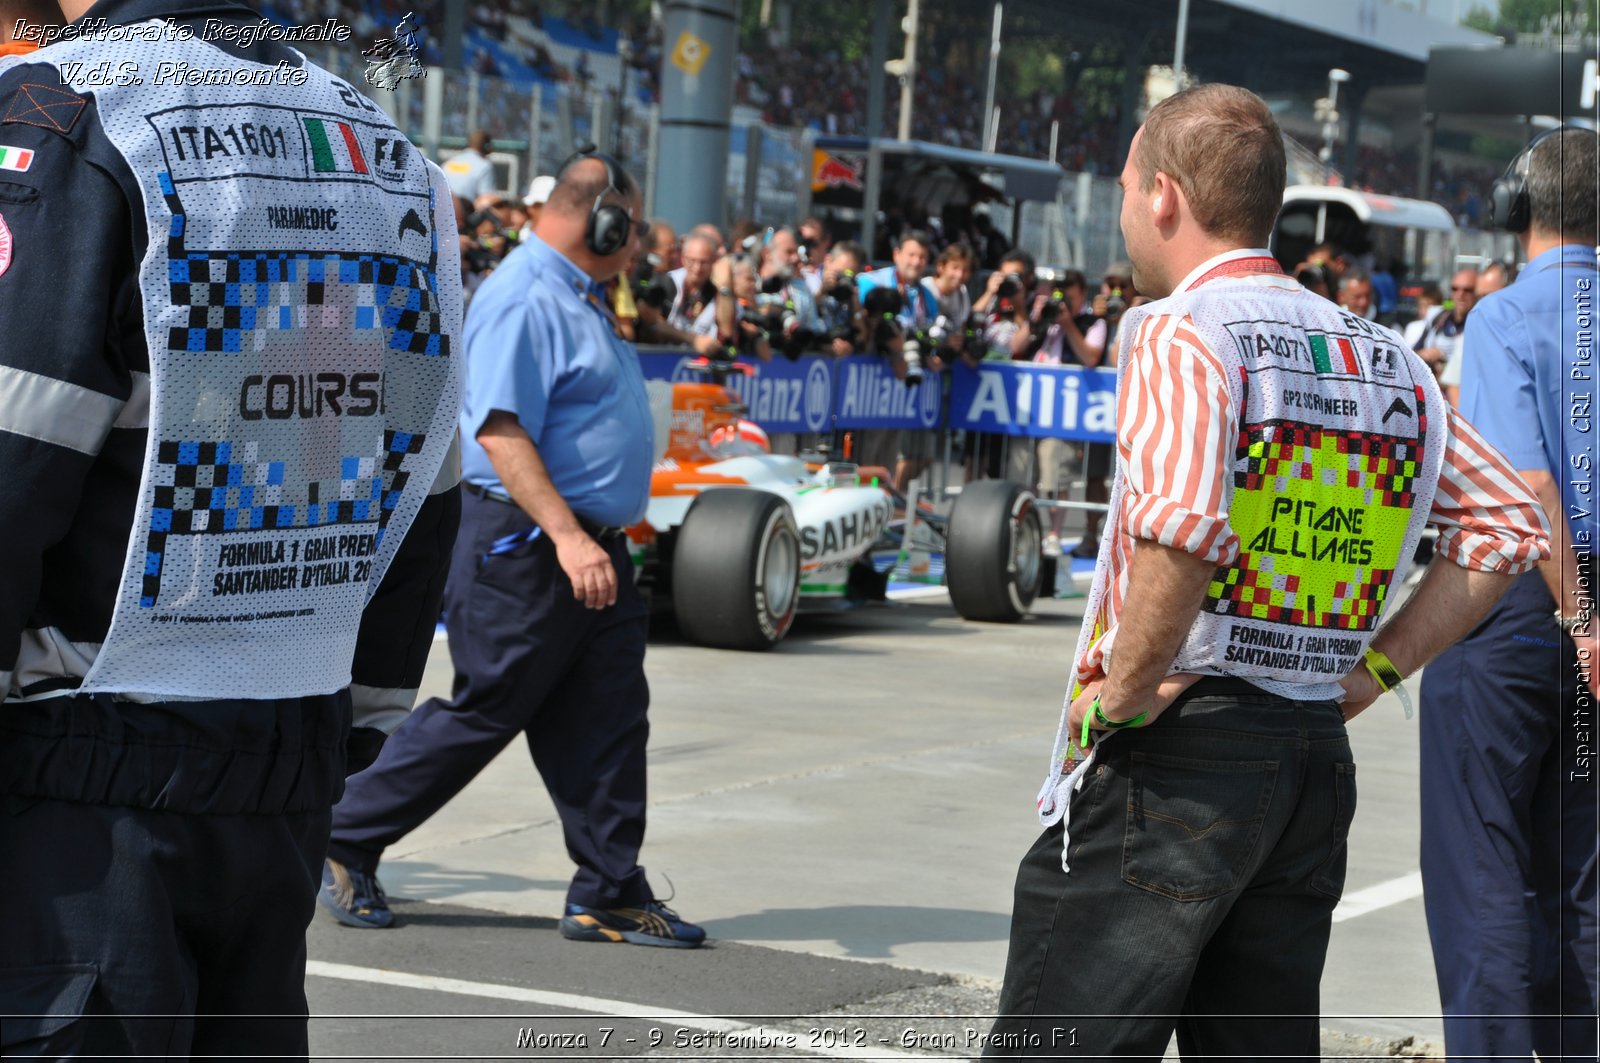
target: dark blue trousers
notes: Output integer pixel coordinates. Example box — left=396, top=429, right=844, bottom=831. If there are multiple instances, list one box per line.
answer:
left=0, top=798, right=328, bottom=1059
left=1420, top=572, right=1599, bottom=1063
left=327, top=492, right=653, bottom=909
left=988, top=680, right=1354, bottom=1061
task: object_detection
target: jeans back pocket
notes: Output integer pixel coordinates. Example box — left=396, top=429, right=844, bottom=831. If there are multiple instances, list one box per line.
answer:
left=1122, top=751, right=1279, bottom=902
left=1310, top=760, right=1358, bottom=899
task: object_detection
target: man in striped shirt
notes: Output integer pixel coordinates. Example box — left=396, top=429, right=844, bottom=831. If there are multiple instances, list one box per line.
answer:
left=986, top=84, right=1550, bottom=1060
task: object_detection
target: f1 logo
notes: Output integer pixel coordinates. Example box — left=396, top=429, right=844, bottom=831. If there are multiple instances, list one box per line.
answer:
left=373, top=138, right=408, bottom=170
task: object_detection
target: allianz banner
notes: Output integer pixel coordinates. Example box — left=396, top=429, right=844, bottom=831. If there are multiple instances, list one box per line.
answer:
left=638, top=349, right=834, bottom=434
left=832, top=356, right=942, bottom=430
left=948, top=361, right=1117, bottom=443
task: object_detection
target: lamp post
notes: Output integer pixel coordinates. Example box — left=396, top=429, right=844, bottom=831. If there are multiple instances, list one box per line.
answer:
left=1317, top=67, right=1351, bottom=174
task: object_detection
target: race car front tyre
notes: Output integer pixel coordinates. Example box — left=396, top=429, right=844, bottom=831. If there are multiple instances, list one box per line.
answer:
left=672, top=489, right=801, bottom=650
left=946, top=479, right=1043, bottom=623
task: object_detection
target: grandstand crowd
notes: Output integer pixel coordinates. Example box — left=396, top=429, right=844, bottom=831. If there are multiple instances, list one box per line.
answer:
left=260, top=0, right=1504, bottom=214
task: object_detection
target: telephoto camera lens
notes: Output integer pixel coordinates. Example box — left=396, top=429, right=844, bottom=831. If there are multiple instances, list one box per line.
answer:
left=902, top=338, right=924, bottom=386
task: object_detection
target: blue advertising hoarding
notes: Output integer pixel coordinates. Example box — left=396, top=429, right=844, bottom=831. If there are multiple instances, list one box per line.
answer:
left=638, top=350, right=1117, bottom=442
left=831, top=356, right=942, bottom=430
left=947, top=361, right=1118, bottom=443
left=637, top=349, right=833, bottom=435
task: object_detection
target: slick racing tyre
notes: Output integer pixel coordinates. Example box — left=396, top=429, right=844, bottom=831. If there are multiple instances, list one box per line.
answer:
left=946, top=479, right=1043, bottom=623
left=672, top=489, right=801, bottom=650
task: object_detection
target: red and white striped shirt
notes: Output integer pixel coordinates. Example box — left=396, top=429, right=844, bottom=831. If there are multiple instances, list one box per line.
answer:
left=1074, top=249, right=1551, bottom=691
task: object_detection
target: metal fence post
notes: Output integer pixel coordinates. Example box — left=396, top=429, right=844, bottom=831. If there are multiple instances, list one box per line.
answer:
left=741, top=123, right=763, bottom=222
left=466, top=69, right=479, bottom=134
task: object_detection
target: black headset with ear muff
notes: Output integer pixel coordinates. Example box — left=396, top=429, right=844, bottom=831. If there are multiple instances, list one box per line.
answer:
left=1490, top=125, right=1584, bottom=233
left=558, top=143, right=635, bottom=256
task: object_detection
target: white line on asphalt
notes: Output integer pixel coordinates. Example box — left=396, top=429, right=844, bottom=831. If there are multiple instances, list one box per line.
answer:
left=305, top=961, right=931, bottom=1060
left=1331, top=871, right=1424, bottom=923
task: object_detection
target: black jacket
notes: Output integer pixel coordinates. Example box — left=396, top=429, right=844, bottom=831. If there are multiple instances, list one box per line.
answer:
left=0, top=0, right=458, bottom=814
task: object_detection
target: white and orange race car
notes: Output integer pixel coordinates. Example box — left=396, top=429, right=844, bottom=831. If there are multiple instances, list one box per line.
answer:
left=629, top=361, right=1044, bottom=650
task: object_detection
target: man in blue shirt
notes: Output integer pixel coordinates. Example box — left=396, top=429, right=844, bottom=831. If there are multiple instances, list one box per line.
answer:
left=1420, top=126, right=1598, bottom=1062
left=319, top=151, right=705, bottom=948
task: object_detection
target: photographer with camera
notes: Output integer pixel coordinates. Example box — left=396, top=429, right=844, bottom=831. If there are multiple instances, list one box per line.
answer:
left=923, top=243, right=976, bottom=346
left=691, top=253, right=773, bottom=362
left=637, top=232, right=723, bottom=355
left=798, top=215, right=834, bottom=295
left=812, top=241, right=869, bottom=355
left=754, top=227, right=827, bottom=358
left=1027, top=269, right=1110, bottom=557
left=975, top=249, right=1039, bottom=362
left=850, top=231, right=937, bottom=471
left=963, top=250, right=1041, bottom=480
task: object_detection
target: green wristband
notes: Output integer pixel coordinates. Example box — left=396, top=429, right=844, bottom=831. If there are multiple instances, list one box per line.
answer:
left=1081, top=695, right=1148, bottom=748
left=1094, top=697, right=1149, bottom=730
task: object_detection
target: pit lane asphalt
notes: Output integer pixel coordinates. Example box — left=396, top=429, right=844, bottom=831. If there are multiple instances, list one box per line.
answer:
left=305, top=591, right=1445, bottom=1060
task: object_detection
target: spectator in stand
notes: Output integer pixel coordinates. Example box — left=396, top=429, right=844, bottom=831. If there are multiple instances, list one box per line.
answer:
left=1415, top=266, right=1477, bottom=378
left=443, top=130, right=498, bottom=203
left=637, top=232, right=721, bottom=354
left=1336, top=271, right=1374, bottom=320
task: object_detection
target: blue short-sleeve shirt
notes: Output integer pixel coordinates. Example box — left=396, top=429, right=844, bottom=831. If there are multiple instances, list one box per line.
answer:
left=1460, top=243, right=1600, bottom=555
left=459, top=235, right=655, bottom=527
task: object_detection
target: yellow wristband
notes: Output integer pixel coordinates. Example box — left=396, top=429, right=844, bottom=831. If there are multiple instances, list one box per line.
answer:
left=1362, top=648, right=1404, bottom=692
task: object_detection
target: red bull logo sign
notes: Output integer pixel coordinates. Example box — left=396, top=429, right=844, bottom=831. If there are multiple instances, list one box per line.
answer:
left=811, top=150, right=864, bottom=193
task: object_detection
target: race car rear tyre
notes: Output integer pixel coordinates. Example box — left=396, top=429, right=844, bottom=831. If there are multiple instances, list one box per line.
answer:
left=672, top=489, right=801, bottom=650
left=946, top=479, right=1043, bottom=623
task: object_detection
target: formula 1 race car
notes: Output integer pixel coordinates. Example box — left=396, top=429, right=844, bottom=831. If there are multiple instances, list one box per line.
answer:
left=628, top=361, right=1043, bottom=650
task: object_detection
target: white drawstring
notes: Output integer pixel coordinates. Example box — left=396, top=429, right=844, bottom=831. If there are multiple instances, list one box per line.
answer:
left=1058, top=747, right=1097, bottom=874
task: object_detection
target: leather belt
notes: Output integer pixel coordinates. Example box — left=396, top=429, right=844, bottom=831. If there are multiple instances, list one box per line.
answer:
left=462, top=481, right=628, bottom=541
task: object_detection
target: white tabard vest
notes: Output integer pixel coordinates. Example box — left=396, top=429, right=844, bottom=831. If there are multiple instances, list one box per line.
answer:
left=1036, top=267, right=1447, bottom=827
left=37, top=28, right=463, bottom=698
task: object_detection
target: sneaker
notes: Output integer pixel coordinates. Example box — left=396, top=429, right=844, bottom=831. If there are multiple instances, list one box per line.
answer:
left=318, top=857, right=394, bottom=929
left=1069, top=537, right=1100, bottom=559
left=1042, top=533, right=1061, bottom=558
left=560, top=900, right=705, bottom=949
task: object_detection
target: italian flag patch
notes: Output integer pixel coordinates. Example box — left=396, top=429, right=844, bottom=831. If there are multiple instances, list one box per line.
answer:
left=302, top=118, right=368, bottom=175
left=0, top=145, right=35, bottom=172
left=1309, top=333, right=1360, bottom=376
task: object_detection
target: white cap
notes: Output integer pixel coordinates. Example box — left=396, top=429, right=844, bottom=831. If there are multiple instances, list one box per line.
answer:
left=524, top=175, right=556, bottom=207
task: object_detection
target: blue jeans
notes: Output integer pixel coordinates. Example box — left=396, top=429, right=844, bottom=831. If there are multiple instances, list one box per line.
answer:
left=989, top=679, right=1355, bottom=1061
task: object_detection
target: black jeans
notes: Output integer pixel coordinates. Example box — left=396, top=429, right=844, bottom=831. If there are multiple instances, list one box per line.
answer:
left=988, top=680, right=1355, bottom=1061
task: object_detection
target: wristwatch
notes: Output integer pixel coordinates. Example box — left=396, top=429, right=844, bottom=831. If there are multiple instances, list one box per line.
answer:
left=1556, top=609, right=1588, bottom=633
left=717, top=287, right=735, bottom=298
